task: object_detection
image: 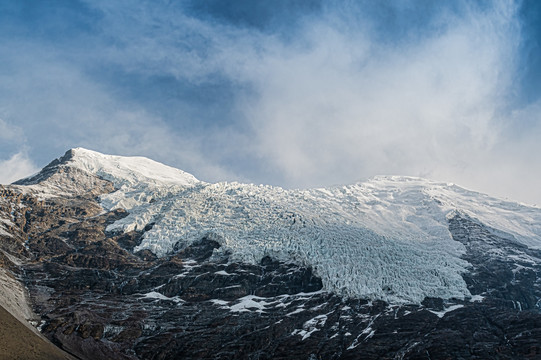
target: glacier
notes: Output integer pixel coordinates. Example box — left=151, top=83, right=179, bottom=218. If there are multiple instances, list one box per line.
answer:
left=25, top=148, right=541, bottom=304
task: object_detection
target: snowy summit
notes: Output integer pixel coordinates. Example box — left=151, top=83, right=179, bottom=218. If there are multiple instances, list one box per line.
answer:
left=67, top=147, right=200, bottom=187
left=14, top=148, right=541, bottom=304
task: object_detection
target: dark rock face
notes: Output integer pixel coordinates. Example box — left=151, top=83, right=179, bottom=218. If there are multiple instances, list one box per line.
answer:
left=449, top=213, right=541, bottom=311
left=1, top=175, right=541, bottom=359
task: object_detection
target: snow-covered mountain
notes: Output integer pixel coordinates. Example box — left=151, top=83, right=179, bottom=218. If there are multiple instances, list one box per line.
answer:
left=2, top=148, right=541, bottom=359
left=13, top=148, right=541, bottom=304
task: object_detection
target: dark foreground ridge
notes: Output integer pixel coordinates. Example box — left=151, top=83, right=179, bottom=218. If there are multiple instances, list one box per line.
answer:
left=0, top=303, right=74, bottom=360
left=0, top=157, right=540, bottom=359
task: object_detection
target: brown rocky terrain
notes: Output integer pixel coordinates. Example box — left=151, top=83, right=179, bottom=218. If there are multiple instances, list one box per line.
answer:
left=0, top=304, right=74, bottom=360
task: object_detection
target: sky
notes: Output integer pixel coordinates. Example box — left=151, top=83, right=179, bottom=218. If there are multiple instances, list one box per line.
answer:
left=0, top=0, right=541, bottom=205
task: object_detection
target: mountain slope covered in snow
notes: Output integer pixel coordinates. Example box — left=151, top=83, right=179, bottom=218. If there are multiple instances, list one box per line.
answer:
left=2, top=148, right=541, bottom=359
left=15, top=148, right=541, bottom=304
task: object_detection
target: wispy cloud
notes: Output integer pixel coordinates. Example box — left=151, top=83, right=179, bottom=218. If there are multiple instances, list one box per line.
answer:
left=0, top=118, right=24, bottom=142
left=0, top=36, right=238, bottom=182
left=0, top=152, right=39, bottom=184
left=231, top=1, right=521, bottom=189
left=0, top=0, right=540, bottom=204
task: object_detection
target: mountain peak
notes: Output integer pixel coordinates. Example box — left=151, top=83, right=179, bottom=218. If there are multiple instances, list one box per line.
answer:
left=65, top=147, right=200, bottom=187
left=16, top=148, right=200, bottom=189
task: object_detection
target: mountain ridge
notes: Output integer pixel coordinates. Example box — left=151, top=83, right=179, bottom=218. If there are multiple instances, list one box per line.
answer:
left=6, top=148, right=541, bottom=303
left=1, top=148, right=540, bottom=359
left=15, top=148, right=200, bottom=188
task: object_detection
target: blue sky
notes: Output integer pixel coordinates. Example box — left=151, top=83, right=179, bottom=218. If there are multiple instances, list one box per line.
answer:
left=1, top=0, right=541, bottom=204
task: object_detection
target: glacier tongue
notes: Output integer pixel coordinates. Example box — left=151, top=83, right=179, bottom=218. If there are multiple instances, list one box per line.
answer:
left=125, top=179, right=472, bottom=303
left=30, top=149, right=541, bottom=304
left=95, top=168, right=472, bottom=303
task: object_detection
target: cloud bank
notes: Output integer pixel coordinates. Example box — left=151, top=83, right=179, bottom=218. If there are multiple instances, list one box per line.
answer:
left=237, top=1, right=520, bottom=188
left=0, top=152, right=38, bottom=185
left=1, top=0, right=540, bottom=204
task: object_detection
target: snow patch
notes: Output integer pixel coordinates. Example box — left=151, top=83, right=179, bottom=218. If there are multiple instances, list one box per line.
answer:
left=230, top=295, right=270, bottom=313
left=469, top=295, right=484, bottom=302
left=214, top=270, right=232, bottom=276
left=141, top=291, right=183, bottom=303
left=286, top=307, right=305, bottom=316
left=291, top=314, right=328, bottom=340
left=428, top=304, right=464, bottom=318
left=210, top=299, right=229, bottom=306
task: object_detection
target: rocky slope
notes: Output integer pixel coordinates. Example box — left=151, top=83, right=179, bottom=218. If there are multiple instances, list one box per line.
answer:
left=0, top=148, right=540, bottom=359
left=0, top=304, right=74, bottom=360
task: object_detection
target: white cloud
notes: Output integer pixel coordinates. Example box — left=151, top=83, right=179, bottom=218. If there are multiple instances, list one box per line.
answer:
left=2, top=0, right=540, bottom=205
left=0, top=42, right=239, bottom=184
left=0, top=152, right=39, bottom=184
left=231, top=1, right=521, bottom=190
left=0, top=118, right=22, bottom=141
